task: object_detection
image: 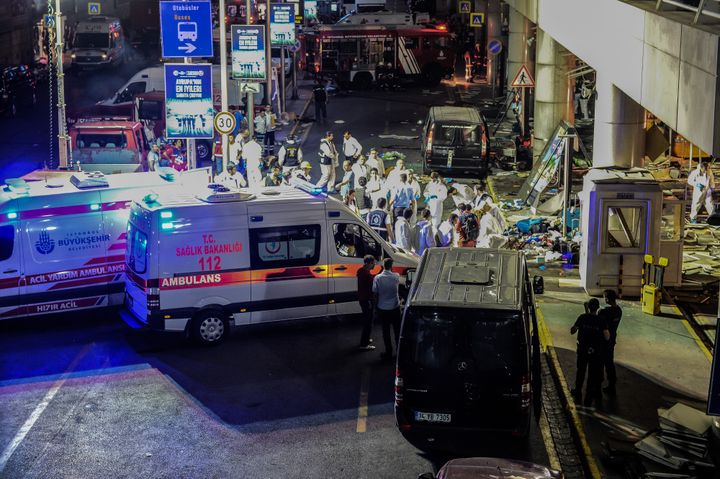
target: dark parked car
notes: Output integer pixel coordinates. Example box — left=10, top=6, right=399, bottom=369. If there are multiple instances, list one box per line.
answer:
left=0, top=65, right=38, bottom=117
left=419, top=457, right=563, bottom=479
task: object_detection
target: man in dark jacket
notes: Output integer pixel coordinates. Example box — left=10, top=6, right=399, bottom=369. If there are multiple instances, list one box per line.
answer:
left=600, top=289, right=622, bottom=395
left=357, top=255, right=377, bottom=350
left=570, top=298, right=610, bottom=407
left=313, top=80, right=328, bottom=124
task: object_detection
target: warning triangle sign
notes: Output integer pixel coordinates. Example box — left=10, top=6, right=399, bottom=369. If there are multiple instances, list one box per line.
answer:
left=470, top=13, right=484, bottom=26
left=511, top=65, right=535, bottom=88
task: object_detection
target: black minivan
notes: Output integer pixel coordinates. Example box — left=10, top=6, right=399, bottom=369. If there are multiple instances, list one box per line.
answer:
left=420, top=106, right=489, bottom=177
left=395, top=248, right=542, bottom=452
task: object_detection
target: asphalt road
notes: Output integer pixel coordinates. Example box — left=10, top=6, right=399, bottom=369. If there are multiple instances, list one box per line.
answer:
left=0, top=307, right=550, bottom=478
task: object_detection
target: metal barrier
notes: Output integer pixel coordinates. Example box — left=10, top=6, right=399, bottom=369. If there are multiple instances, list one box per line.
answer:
left=656, top=0, right=720, bottom=24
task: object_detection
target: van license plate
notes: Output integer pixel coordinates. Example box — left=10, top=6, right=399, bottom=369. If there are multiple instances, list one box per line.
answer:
left=414, top=411, right=451, bottom=423
left=446, top=150, right=454, bottom=168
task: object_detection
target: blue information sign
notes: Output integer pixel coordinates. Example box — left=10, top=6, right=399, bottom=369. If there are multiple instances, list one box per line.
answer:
left=164, top=64, right=214, bottom=139
left=270, top=4, right=295, bottom=46
left=160, top=1, right=213, bottom=58
left=231, top=25, right=267, bottom=81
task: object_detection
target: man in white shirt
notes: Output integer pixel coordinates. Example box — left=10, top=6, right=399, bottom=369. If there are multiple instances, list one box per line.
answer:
left=448, top=182, right=475, bottom=208
left=407, top=170, right=421, bottom=226
left=394, top=208, right=413, bottom=250
left=424, top=171, right=448, bottom=228
left=316, top=131, right=339, bottom=189
left=386, top=159, right=407, bottom=188
left=342, top=131, right=363, bottom=162
left=372, top=257, right=401, bottom=360
left=414, top=209, right=436, bottom=256
left=438, top=213, right=460, bottom=247
left=228, top=133, right=243, bottom=167
left=217, top=162, right=247, bottom=189
left=253, top=110, right=267, bottom=150
left=147, top=143, right=161, bottom=171
left=476, top=202, right=508, bottom=249
left=351, top=155, right=368, bottom=189
left=243, top=135, right=264, bottom=189
left=365, top=148, right=385, bottom=178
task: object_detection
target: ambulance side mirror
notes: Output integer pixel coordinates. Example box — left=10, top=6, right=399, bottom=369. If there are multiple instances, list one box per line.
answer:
left=532, top=275, right=544, bottom=295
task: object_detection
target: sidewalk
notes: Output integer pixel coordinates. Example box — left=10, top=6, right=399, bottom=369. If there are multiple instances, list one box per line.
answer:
left=537, top=283, right=712, bottom=477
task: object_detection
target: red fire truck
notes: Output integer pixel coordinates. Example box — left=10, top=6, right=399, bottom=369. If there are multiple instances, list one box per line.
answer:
left=303, top=12, right=456, bottom=88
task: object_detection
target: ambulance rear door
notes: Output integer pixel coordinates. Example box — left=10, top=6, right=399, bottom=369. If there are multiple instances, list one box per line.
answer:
left=99, top=186, right=150, bottom=306
left=156, top=204, right=251, bottom=329
left=247, top=208, right=329, bottom=323
left=20, top=190, right=110, bottom=316
left=0, top=202, right=24, bottom=319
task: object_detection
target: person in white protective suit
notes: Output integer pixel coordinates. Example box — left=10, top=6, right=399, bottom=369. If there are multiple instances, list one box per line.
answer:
left=243, top=135, right=264, bottom=189
left=476, top=202, right=508, bottom=249
left=424, top=171, right=448, bottom=228
left=688, top=162, right=715, bottom=223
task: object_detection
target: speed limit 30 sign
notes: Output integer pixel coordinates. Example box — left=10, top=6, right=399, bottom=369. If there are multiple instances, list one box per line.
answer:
left=214, top=111, right=236, bottom=135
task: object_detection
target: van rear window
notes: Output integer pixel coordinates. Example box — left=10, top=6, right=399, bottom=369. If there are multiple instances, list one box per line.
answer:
left=127, top=226, right=148, bottom=274
left=403, top=307, right=524, bottom=373
left=434, top=124, right=485, bottom=147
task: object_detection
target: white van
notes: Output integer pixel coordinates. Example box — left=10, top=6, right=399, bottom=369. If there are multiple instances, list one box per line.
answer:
left=71, top=16, right=126, bottom=70
left=98, top=65, right=265, bottom=108
left=124, top=182, right=419, bottom=345
left=0, top=169, right=210, bottom=320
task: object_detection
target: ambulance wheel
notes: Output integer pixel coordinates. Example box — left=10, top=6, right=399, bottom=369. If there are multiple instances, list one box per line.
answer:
left=191, top=310, right=229, bottom=346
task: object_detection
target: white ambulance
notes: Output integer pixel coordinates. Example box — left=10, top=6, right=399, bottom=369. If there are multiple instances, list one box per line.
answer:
left=124, top=182, right=419, bottom=345
left=0, top=169, right=210, bottom=320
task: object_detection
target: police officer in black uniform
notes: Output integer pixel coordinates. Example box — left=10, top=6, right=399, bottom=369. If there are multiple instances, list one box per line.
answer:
left=278, top=135, right=303, bottom=175
left=570, top=298, right=610, bottom=408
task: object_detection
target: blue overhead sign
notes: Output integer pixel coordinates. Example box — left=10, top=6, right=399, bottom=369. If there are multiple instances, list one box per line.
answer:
left=231, top=25, right=267, bottom=81
left=160, top=1, right=213, bottom=58
left=164, top=64, right=214, bottom=139
left=270, top=4, right=295, bottom=46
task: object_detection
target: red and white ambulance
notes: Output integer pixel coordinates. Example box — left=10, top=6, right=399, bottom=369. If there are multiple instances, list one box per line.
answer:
left=124, top=181, right=419, bottom=345
left=0, top=169, right=210, bottom=320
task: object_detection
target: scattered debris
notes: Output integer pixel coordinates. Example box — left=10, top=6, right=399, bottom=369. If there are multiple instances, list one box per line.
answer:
left=377, top=134, right=418, bottom=140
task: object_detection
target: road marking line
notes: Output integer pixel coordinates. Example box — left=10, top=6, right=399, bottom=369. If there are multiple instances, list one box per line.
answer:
left=356, top=367, right=371, bottom=433
left=536, top=306, right=602, bottom=479
left=539, top=409, right=561, bottom=471
left=0, top=343, right=92, bottom=472
left=679, top=317, right=713, bottom=363
left=487, top=176, right=497, bottom=203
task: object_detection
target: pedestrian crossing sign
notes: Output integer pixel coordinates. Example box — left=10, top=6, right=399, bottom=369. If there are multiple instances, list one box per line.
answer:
left=511, top=65, right=535, bottom=88
left=470, top=13, right=484, bottom=26
left=459, top=1, right=471, bottom=14
left=88, top=2, right=101, bottom=15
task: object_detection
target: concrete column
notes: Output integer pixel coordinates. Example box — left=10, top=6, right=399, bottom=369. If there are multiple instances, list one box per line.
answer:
left=592, top=73, right=646, bottom=168
left=506, top=7, right=531, bottom=91
left=533, top=29, right=569, bottom=159
left=486, top=0, right=502, bottom=97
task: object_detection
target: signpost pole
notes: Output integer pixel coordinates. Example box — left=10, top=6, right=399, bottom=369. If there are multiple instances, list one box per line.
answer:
left=246, top=0, right=255, bottom=135
left=184, top=58, right=197, bottom=170
left=280, top=46, right=286, bottom=113
left=54, top=0, right=70, bottom=169
left=265, top=0, right=272, bottom=106
left=291, top=49, right=298, bottom=100
left=220, top=0, right=229, bottom=175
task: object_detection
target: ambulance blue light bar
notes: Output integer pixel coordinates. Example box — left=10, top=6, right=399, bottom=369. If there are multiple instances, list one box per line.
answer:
left=290, top=177, right=325, bottom=196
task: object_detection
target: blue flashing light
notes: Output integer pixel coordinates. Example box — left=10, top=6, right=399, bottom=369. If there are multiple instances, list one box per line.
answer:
left=161, top=222, right=174, bottom=230
left=6, top=212, right=17, bottom=219
left=160, top=211, right=173, bottom=219
left=90, top=204, right=100, bottom=211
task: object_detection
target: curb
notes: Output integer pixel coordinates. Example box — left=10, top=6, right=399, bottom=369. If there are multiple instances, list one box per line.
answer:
left=536, top=306, right=602, bottom=479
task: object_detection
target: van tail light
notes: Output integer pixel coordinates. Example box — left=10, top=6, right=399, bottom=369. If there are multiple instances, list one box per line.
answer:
left=147, top=286, right=160, bottom=310
left=425, top=128, right=433, bottom=157
left=394, top=368, right=404, bottom=405
left=521, top=375, right=531, bottom=409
